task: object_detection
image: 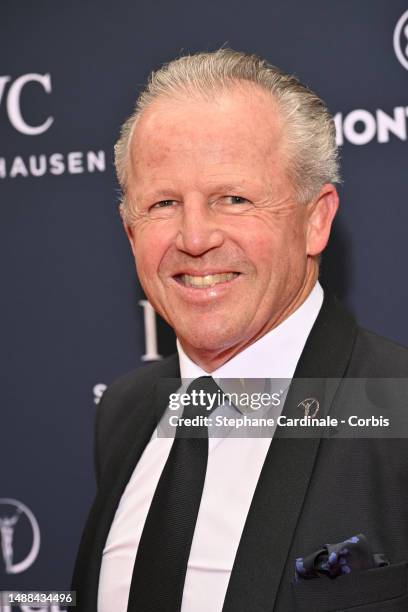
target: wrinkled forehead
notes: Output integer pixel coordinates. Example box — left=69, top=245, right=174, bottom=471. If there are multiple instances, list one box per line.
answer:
left=129, top=83, right=287, bottom=174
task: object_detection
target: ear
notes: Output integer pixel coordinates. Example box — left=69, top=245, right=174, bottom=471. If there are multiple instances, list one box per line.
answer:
left=306, top=184, right=339, bottom=257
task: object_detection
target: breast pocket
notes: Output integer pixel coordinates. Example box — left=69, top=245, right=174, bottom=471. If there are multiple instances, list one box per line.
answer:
left=292, top=561, right=408, bottom=611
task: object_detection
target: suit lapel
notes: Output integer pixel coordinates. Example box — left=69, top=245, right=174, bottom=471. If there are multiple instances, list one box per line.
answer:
left=72, top=357, right=180, bottom=611
left=222, top=295, right=358, bottom=612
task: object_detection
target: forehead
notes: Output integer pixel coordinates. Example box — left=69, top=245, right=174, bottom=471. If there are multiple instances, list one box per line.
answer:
left=129, top=85, right=286, bottom=178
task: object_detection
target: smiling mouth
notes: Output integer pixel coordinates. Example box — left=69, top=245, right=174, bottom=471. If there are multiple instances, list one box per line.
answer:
left=174, top=272, right=240, bottom=288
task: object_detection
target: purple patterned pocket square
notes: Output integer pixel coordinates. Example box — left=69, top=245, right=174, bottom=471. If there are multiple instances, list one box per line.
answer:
left=295, top=533, right=389, bottom=581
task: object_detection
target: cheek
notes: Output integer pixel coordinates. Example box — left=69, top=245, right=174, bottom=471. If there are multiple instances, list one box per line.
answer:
left=132, top=223, right=172, bottom=279
left=238, top=222, right=305, bottom=288
left=235, top=220, right=281, bottom=267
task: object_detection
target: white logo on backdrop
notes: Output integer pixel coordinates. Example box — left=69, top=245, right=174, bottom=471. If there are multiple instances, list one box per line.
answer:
left=93, top=383, right=107, bottom=405
left=93, top=300, right=164, bottom=402
left=0, top=73, right=53, bottom=135
left=0, top=72, right=106, bottom=180
left=0, top=498, right=40, bottom=574
left=334, top=106, right=408, bottom=145
left=394, top=9, right=408, bottom=70
left=138, top=300, right=163, bottom=362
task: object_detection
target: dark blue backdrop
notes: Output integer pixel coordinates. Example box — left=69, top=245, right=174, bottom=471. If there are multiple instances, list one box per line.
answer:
left=2, top=1, right=408, bottom=608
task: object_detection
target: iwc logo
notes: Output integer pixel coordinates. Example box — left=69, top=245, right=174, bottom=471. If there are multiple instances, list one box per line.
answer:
left=393, top=9, right=408, bottom=70
left=0, top=498, right=40, bottom=574
left=0, top=73, right=53, bottom=135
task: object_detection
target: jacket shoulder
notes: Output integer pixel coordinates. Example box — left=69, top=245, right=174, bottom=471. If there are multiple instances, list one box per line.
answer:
left=349, top=327, right=408, bottom=377
left=99, top=353, right=179, bottom=418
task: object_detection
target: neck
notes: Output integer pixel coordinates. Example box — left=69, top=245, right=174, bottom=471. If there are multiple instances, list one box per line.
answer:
left=178, top=261, right=319, bottom=373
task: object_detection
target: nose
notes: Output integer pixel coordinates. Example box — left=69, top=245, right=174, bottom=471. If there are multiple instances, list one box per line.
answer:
left=175, top=197, right=225, bottom=256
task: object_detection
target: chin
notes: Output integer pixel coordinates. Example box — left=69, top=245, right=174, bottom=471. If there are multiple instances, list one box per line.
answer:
left=176, top=316, right=247, bottom=354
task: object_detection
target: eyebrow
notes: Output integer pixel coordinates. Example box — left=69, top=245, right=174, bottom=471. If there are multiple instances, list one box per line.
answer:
left=205, top=176, right=249, bottom=191
left=140, top=189, right=179, bottom=203
left=139, top=181, right=251, bottom=203
left=209, top=183, right=247, bottom=192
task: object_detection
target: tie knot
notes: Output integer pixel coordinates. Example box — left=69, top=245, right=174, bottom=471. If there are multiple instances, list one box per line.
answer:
left=184, top=376, right=224, bottom=417
left=172, top=376, right=225, bottom=438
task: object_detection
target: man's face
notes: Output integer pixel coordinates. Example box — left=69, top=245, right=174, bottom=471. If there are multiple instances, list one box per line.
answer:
left=125, top=85, right=336, bottom=367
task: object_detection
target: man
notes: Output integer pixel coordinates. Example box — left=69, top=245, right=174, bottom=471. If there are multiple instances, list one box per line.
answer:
left=72, top=50, right=408, bottom=611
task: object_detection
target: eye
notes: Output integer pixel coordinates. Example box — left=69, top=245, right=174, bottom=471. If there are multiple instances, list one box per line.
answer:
left=217, top=195, right=253, bottom=213
left=147, top=199, right=179, bottom=217
left=151, top=200, right=176, bottom=209
left=213, top=195, right=253, bottom=215
left=227, top=195, right=249, bottom=205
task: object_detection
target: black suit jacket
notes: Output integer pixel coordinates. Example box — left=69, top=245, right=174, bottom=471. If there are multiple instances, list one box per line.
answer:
left=72, top=294, right=408, bottom=611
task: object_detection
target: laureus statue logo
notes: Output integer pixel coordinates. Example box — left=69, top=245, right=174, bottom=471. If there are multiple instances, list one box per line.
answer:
left=394, top=9, right=408, bottom=71
left=297, top=397, right=320, bottom=418
left=0, top=498, right=40, bottom=574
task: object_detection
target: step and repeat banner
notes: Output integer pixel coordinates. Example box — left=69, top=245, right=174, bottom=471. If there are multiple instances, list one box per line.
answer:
left=2, top=0, right=408, bottom=608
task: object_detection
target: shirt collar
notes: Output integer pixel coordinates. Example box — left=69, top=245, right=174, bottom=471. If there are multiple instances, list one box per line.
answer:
left=177, top=281, right=324, bottom=379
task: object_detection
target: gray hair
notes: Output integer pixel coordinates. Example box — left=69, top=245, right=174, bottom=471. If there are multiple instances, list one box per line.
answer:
left=115, top=48, right=340, bottom=225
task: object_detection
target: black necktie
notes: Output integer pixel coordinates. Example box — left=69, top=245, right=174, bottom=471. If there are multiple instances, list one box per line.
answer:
left=126, top=376, right=223, bottom=612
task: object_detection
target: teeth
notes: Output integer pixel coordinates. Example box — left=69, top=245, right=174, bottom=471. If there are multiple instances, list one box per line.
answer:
left=179, top=272, right=238, bottom=288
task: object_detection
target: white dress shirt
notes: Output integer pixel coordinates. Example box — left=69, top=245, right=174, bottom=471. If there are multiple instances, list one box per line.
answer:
left=97, top=282, right=323, bottom=612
